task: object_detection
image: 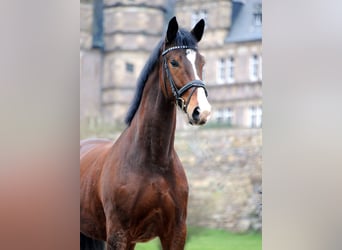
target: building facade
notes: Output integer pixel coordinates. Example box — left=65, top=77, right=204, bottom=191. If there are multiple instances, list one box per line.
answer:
left=81, top=0, right=171, bottom=124
left=80, top=0, right=262, bottom=128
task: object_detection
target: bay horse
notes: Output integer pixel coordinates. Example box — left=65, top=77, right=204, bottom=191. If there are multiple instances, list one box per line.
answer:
left=80, top=17, right=211, bottom=250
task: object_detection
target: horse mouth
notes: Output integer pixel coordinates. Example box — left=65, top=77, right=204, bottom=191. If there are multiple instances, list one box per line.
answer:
left=188, top=109, right=210, bottom=125
left=188, top=118, right=207, bottom=126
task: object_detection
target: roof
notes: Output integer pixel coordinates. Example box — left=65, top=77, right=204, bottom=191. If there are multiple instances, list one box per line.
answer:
left=225, top=0, right=262, bottom=43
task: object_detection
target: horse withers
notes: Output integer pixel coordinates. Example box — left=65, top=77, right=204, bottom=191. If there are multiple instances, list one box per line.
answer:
left=80, top=16, right=211, bottom=250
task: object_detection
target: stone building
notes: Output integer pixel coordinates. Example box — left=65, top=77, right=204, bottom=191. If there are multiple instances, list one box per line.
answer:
left=80, top=0, right=172, bottom=124
left=80, top=0, right=262, bottom=128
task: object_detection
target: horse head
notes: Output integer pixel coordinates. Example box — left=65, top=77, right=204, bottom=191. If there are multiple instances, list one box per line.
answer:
left=160, top=16, right=211, bottom=125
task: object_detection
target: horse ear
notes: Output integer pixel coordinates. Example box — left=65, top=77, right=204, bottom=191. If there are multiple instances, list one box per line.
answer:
left=191, top=19, right=205, bottom=42
left=166, top=16, right=178, bottom=43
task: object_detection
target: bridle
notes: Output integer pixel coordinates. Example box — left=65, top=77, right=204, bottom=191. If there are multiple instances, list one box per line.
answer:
left=162, top=45, right=208, bottom=113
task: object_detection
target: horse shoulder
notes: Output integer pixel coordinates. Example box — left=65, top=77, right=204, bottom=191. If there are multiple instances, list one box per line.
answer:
left=80, top=139, right=113, bottom=209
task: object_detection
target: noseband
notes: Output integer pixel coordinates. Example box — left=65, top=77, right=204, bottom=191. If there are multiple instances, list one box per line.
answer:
left=162, top=45, right=208, bottom=112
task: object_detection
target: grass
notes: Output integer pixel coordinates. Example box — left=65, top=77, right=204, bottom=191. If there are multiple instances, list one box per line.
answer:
left=135, top=227, right=261, bottom=250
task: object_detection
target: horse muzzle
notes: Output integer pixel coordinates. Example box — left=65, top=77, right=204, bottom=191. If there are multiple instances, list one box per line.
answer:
left=187, top=87, right=211, bottom=125
left=188, top=106, right=211, bottom=125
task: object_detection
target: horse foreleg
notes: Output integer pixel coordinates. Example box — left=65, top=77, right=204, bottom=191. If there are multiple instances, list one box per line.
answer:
left=127, top=243, right=136, bottom=250
left=160, top=224, right=187, bottom=250
left=106, top=229, right=128, bottom=250
left=106, top=235, right=135, bottom=250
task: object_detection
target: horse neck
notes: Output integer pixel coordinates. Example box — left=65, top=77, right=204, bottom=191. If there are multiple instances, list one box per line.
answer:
left=129, top=63, right=177, bottom=167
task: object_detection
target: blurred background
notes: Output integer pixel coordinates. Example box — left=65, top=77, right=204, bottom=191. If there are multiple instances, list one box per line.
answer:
left=1, top=0, right=341, bottom=249
left=80, top=0, right=262, bottom=247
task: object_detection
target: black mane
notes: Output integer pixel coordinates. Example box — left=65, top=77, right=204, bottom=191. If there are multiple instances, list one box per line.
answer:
left=124, top=28, right=198, bottom=126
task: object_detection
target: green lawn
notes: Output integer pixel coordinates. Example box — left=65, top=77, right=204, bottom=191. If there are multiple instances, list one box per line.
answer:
left=135, top=227, right=261, bottom=250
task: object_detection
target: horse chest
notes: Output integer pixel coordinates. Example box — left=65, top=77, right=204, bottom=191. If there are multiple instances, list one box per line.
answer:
left=114, top=176, right=187, bottom=229
left=128, top=181, right=186, bottom=242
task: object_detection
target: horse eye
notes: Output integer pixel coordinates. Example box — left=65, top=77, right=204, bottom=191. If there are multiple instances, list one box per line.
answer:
left=170, top=60, right=179, bottom=67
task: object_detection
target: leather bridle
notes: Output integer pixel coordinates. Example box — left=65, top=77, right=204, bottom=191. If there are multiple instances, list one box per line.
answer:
left=162, top=45, right=208, bottom=113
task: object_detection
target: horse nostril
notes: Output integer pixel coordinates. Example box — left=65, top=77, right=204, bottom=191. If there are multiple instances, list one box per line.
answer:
left=192, top=107, right=200, bottom=121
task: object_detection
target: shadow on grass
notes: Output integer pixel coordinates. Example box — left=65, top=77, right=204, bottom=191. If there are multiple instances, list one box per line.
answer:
left=186, top=227, right=208, bottom=244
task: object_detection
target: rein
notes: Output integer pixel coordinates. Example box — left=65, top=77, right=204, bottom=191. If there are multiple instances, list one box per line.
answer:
left=162, top=45, right=208, bottom=112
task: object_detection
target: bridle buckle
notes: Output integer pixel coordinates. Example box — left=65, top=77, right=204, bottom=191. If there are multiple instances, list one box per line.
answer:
left=176, top=97, right=186, bottom=112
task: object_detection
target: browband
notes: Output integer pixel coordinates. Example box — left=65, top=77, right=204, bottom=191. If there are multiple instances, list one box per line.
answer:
left=162, top=45, right=198, bottom=56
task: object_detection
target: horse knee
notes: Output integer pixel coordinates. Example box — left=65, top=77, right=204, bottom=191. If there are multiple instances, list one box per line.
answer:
left=106, top=230, right=127, bottom=250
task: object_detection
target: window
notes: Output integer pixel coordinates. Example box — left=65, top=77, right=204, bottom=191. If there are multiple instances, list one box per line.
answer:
left=191, top=10, right=208, bottom=27
left=249, top=54, right=261, bottom=81
left=217, top=56, right=235, bottom=84
left=226, top=56, right=235, bottom=83
left=216, top=109, right=224, bottom=123
left=248, top=106, right=262, bottom=128
left=217, top=58, right=226, bottom=84
left=224, top=108, right=233, bottom=125
left=126, top=62, right=134, bottom=73
left=214, top=108, right=233, bottom=125
left=254, top=13, right=262, bottom=26
left=253, top=3, right=262, bottom=26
